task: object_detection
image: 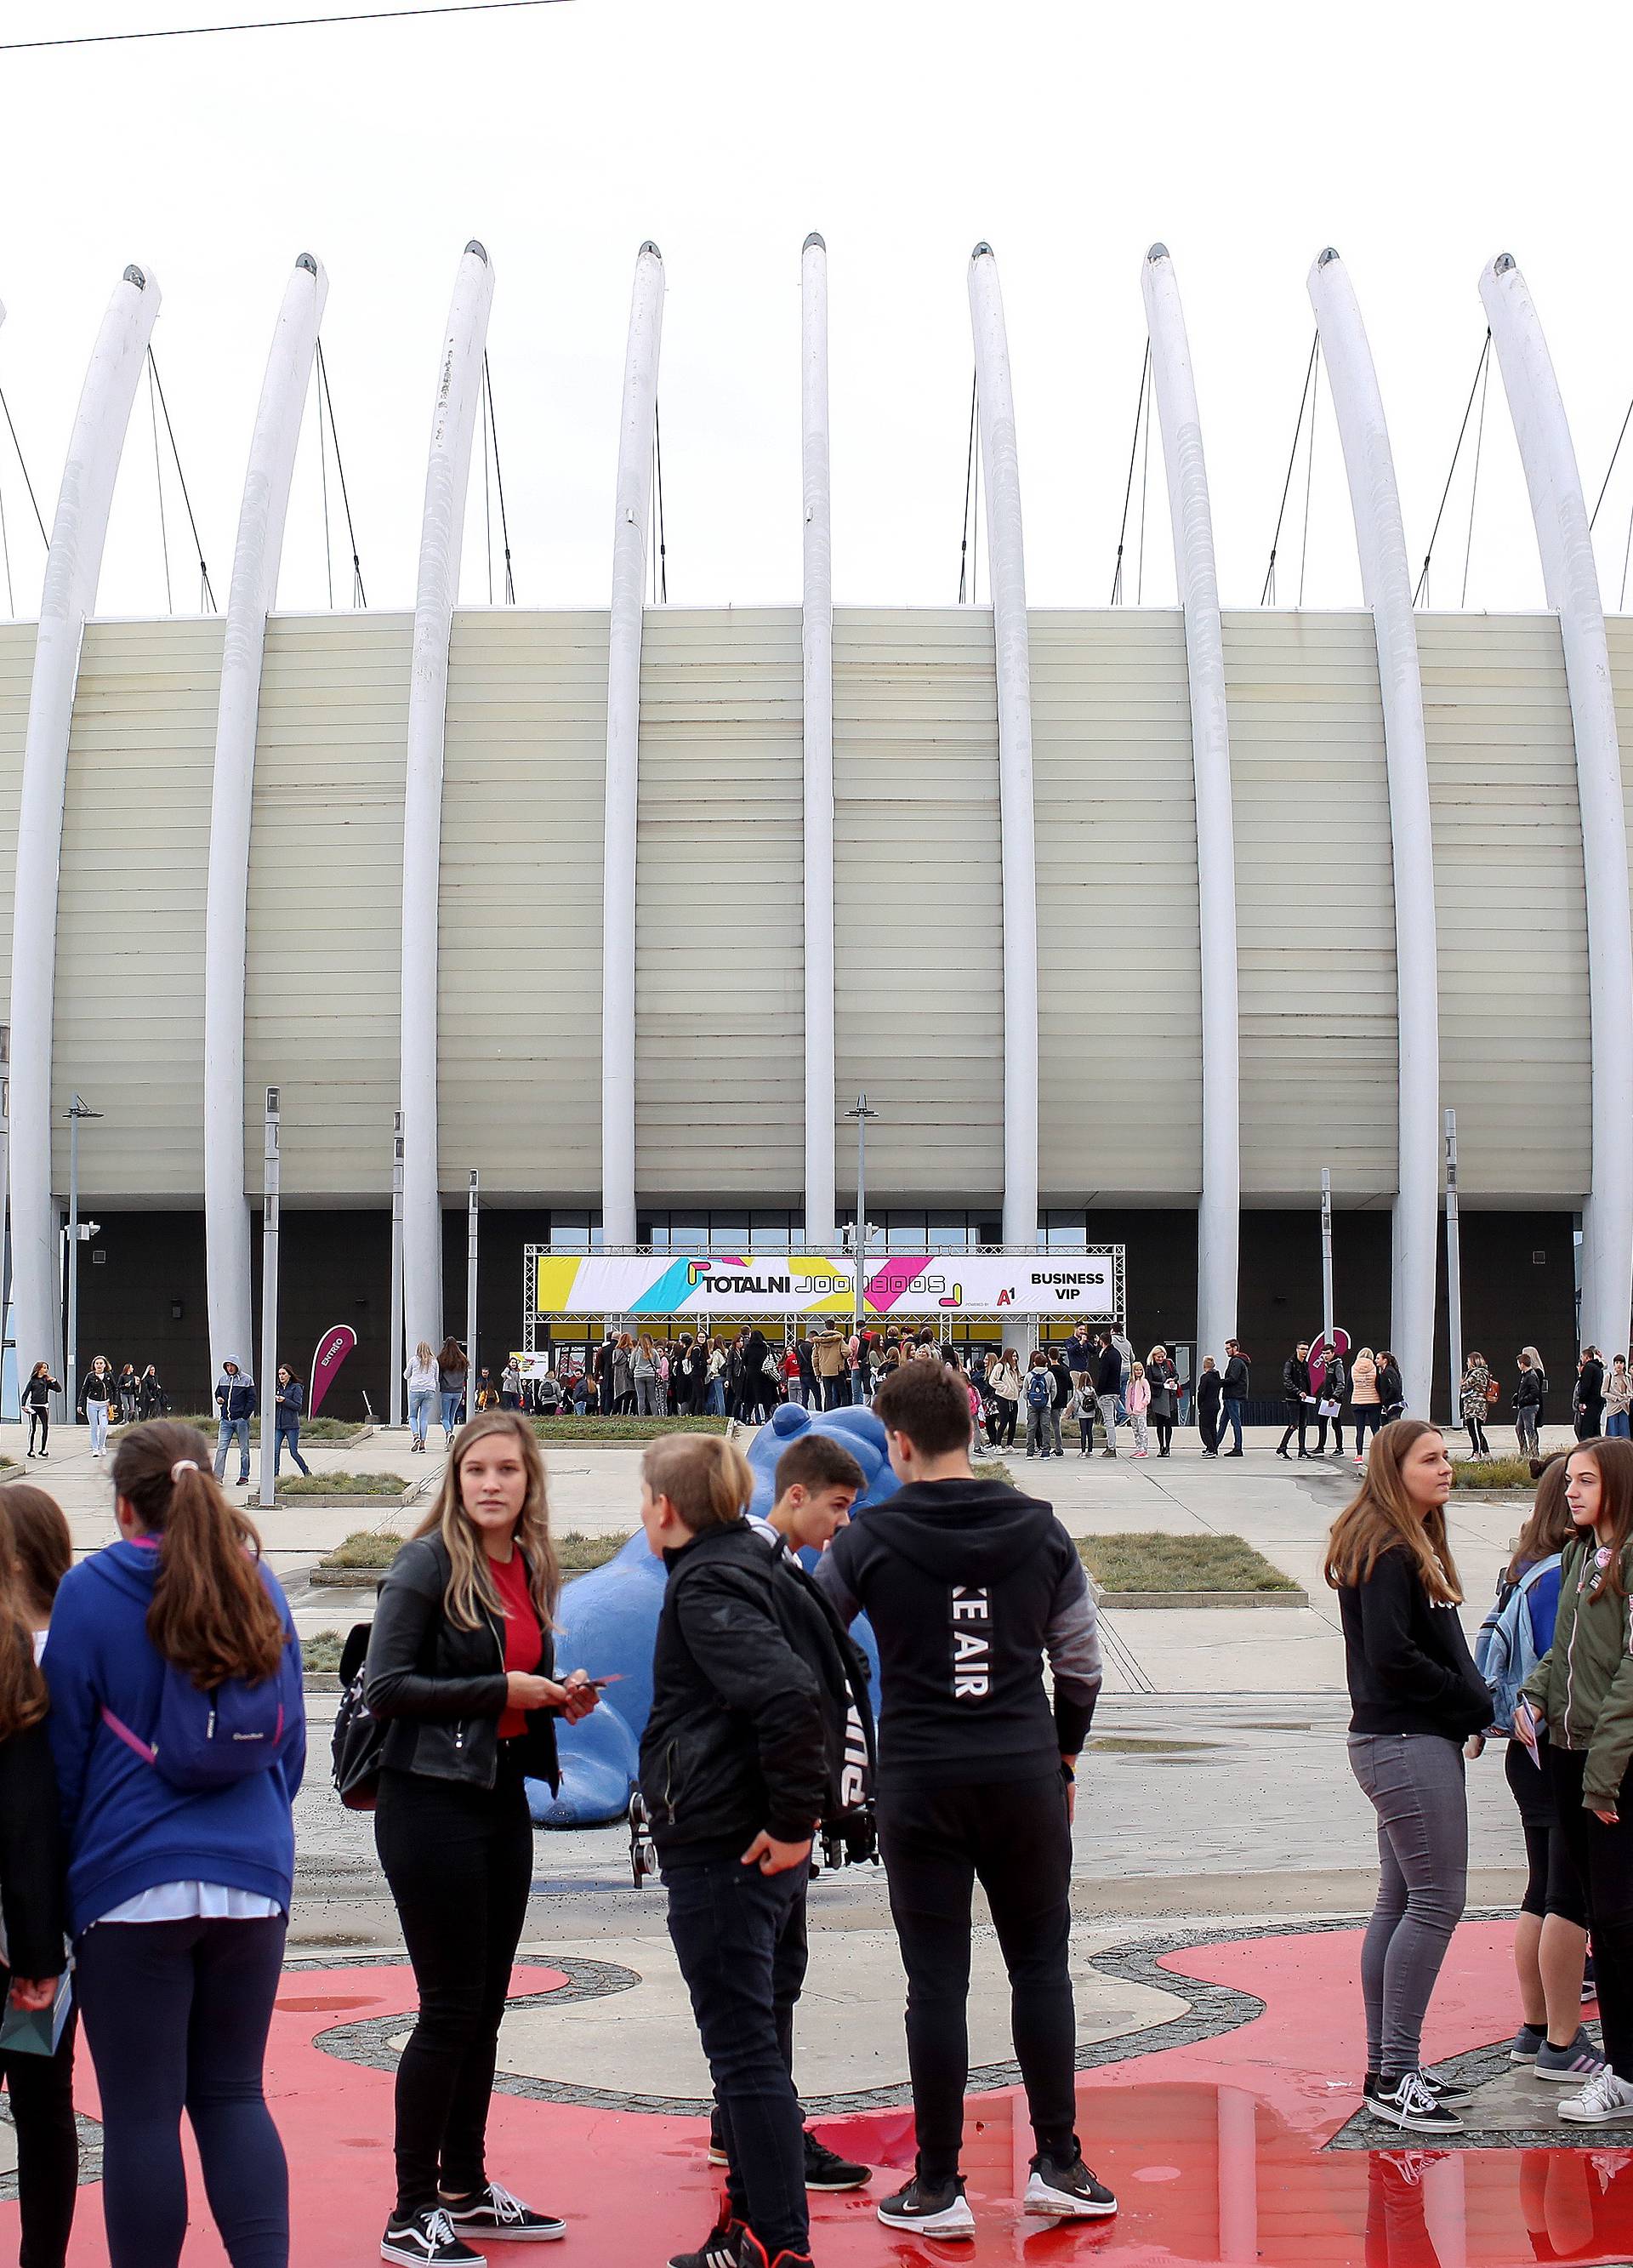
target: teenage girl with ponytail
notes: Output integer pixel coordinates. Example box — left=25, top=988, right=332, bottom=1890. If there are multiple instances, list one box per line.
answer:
left=0, top=1487, right=74, bottom=2267
left=43, top=1421, right=305, bottom=2268
left=365, top=1408, right=599, bottom=2266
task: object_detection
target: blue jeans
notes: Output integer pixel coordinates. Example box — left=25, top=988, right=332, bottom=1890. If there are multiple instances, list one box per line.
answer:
left=441, top=1389, right=464, bottom=1436
left=1220, top=1398, right=1244, bottom=1451
left=408, top=1386, right=435, bottom=1444
left=664, top=1855, right=808, bottom=2258
left=76, top=1913, right=288, bottom=2268
left=273, top=1423, right=309, bottom=1477
left=1610, top=1412, right=1631, bottom=1439
left=1353, top=1406, right=1384, bottom=1459
left=705, top=1379, right=725, bottom=1416
left=213, top=1416, right=250, bottom=1479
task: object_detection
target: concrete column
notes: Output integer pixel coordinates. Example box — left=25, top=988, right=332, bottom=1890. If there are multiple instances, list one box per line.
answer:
left=1482, top=252, right=1633, bottom=1356
left=600, top=242, right=665, bottom=1247
left=1309, top=247, right=1440, bottom=1418
left=801, top=232, right=836, bottom=1245
left=203, top=253, right=327, bottom=1380
left=401, top=242, right=495, bottom=1350
left=966, top=243, right=1038, bottom=1248
left=9, top=265, right=160, bottom=1385
left=1142, top=244, right=1240, bottom=1362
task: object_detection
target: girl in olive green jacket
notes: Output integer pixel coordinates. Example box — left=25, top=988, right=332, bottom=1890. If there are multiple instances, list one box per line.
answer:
left=1520, top=1436, right=1633, bottom=2124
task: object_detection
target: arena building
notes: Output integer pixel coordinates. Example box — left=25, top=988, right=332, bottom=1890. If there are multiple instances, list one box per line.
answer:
left=0, top=239, right=1619, bottom=1416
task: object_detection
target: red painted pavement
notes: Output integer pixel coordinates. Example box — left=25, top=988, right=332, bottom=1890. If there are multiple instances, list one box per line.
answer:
left=10, top=1923, right=1633, bottom=2265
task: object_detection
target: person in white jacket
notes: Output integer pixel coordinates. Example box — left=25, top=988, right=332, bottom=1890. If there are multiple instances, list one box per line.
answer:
left=404, top=1341, right=439, bottom=1452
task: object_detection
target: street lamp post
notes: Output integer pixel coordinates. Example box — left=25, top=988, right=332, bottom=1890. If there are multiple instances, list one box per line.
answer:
left=390, top=1111, right=405, bottom=1429
left=1319, top=1166, right=1334, bottom=1355
left=465, top=1170, right=479, bottom=1425
left=845, top=1095, right=878, bottom=1338
left=257, top=1089, right=280, bottom=1511
left=66, top=1094, right=103, bottom=1422
left=1445, top=1108, right=1463, bottom=1429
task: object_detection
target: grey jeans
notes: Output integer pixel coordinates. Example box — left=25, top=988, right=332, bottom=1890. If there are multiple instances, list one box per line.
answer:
left=1347, top=1731, right=1469, bottom=2077
left=1097, top=1393, right=1119, bottom=1452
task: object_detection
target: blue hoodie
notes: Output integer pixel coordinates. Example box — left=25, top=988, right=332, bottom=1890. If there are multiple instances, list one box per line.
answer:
left=43, top=1539, right=305, bottom=1936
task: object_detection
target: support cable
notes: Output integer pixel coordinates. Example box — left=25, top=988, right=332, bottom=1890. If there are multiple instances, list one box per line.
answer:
left=1590, top=390, right=1633, bottom=533
left=148, top=356, right=174, bottom=613
left=315, top=339, right=366, bottom=606
left=316, top=357, right=334, bottom=611
left=482, top=352, right=515, bottom=604
left=0, top=385, right=48, bottom=547
left=1411, top=330, right=1492, bottom=607
left=1459, top=342, right=1492, bottom=610
left=1297, top=348, right=1320, bottom=608
left=146, top=350, right=216, bottom=610
left=0, top=482, right=13, bottom=618
left=653, top=399, right=668, bottom=604
left=1135, top=350, right=1152, bottom=605
left=1259, top=333, right=1319, bottom=606
left=481, top=362, right=493, bottom=606
left=958, top=369, right=977, bottom=603
left=1110, top=341, right=1151, bottom=605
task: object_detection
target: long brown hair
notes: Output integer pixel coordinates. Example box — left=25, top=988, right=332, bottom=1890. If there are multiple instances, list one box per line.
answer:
left=413, top=1409, right=560, bottom=1631
left=0, top=1495, right=48, bottom=1740
left=111, top=1422, right=287, bottom=1689
left=0, top=1482, right=71, bottom=1621
left=1505, top=1455, right=1574, bottom=1583
left=1564, top=1437, right=1633, bottom=1598
left=1324, top=1417, right=1463, bottom=1605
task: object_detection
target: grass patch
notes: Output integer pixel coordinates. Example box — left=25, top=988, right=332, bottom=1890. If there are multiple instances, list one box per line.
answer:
left=300, top=1628, right=346, bottom=1673
left=530, top=1416, right=731, bottom=1441
left=278, top=1471, right=406, bottom=1498
left=1452, top=1456, right=1538, bottom=1490
left=115, top=1413, right=367, bottom=1444
left=316, top=1528, right=404, bottom=1570
left=1077, top=1530, right=1299, bottom=1593
left=973, top=1457, right=1014, bottom=1488
left=557, top=1530, right=633, bottom=1573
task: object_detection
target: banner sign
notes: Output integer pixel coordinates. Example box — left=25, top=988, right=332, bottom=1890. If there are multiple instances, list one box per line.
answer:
left=309, top=1324, right=358, bottom=1416
left=527, top=1250, right=1122, bottom=1320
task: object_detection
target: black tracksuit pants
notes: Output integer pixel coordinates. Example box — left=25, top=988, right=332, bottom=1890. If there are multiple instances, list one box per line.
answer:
left=0, top=1968, right=78, bottom=2268
left=878, top=1772, right=1078, bottom=2184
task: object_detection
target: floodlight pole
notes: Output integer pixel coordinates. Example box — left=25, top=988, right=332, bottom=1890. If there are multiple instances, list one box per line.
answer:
left=1444, top=1108, right=1463, bottom=1427
left=65, top=1093, right=102, bottom=1422
left=465, top=1170, right=479, bottom=1425
left=845, top=1095, right=878, bottom=1338
left=1320, top=1167, right=1334, bottom=1355
left=389, top=1110, right=404, bottom=1427
left=0, top=1026, right=9, bottom=1399
left=257, top=1088, right=280, bottom=1511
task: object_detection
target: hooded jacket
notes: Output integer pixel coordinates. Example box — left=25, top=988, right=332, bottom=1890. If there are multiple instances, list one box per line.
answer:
left=1524, top=1536, right=1633, bottom=1809
left=43, top=1539, right=304, bottom=1936
left=816, top=1477, right=1101, bottom=1788
left=639, top=1520, right=827, bottom=1860
left=215, top=1365, right=258, bottom=1422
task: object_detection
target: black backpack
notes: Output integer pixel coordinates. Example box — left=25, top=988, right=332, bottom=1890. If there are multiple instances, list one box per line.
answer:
left=331, top=1623, right=388, bottom=1812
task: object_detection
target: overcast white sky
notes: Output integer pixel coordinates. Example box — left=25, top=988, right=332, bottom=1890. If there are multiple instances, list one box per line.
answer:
left=2, top=0, right=1631, bottom=623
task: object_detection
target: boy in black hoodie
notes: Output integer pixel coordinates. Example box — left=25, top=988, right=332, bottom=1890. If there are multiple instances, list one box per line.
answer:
left=816, top=1359, right=1115, bottom=2237
left=638, top=1434, right=828, bottom=2268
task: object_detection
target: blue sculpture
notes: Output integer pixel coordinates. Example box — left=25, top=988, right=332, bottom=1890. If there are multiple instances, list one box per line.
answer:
left=531, top=1399, right=898, bottom=1826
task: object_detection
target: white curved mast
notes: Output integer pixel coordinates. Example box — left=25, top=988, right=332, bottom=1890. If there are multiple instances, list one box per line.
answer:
left=202, top=252, right=328, bottom=1378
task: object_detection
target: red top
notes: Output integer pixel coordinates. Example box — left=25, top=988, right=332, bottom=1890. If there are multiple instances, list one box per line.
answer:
left=490, top=1547, right=544, bottom=1738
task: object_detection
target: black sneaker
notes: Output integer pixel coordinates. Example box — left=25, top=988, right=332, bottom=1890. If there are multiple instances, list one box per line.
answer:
left=669, top=2214, right=745, bottom=2268
left=1366, top=2072, right=1465, bottom=2134
left=802, top=2131, right=870, bottom=2191
left=875, top=2172, right=975, bottom=2237
left=1365, top=2068, right=1473, bottom=2107
left=1023, top=2149, right=1118, bottom=2219
left=380, top=2208, right=482, bottom=2265
left=443, top=2181, right=566, bottom=2241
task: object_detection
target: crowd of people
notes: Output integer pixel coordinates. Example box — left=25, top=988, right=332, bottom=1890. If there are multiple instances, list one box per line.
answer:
left=15, top=1345, right=1633, bottom=2264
